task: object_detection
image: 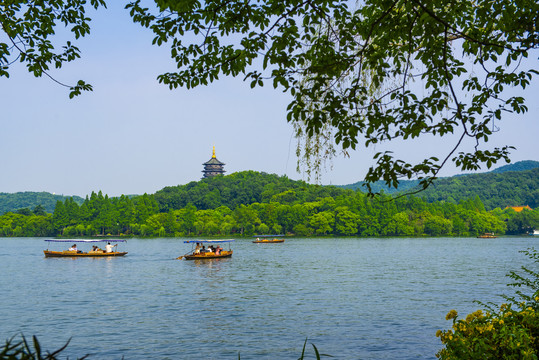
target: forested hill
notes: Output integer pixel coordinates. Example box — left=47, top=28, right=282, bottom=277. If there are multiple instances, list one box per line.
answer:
left=418, top=167, right=539, bottom=210
left=154, top=170, right=350, bottom=211
left=339, top=160, right=539, bottom=194
left=0, top=192, right=84, bottom=214
left=489, top=160, right=539, bottom=174
left=339, top=161, right=539, bottom=210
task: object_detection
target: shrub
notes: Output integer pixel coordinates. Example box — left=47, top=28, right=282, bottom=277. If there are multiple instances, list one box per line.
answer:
left=436, top=248, right=539, bottom=359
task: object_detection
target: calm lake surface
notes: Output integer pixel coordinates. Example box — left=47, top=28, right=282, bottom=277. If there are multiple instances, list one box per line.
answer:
left=0, top=236, right=537, bottom=359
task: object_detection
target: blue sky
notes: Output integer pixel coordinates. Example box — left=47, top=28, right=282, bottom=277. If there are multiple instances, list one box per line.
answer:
left=1, top=2, right=538, bottom=197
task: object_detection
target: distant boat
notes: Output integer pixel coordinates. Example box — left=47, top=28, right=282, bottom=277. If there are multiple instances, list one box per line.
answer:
left=43, top=239, right=128, bottom=257
left=252, top=235, right=285, bottom=243
left=530, top=230, right=539, bottom=236
left=477, top=233, right=498, bottom=239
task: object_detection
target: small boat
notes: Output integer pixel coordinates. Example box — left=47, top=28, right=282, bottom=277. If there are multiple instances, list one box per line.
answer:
left=252, top=235, right=285, bottom=243
left=477, top=233, right=497, bottom=238
left=178, top=239, right=234, bottom=260
left=43, top=239, right=128, bottom=257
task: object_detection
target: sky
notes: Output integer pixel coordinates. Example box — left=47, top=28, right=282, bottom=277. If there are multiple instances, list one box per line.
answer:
left=1, top=2, right=538, bottom=198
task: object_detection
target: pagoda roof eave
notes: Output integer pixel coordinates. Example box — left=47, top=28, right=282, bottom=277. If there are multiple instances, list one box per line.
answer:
left=203, top=158, right=225, bottom=165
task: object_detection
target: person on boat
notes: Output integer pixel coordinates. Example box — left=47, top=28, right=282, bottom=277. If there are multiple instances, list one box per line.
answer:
left=105, top=242, right=117, bottom=253
left=69, top=244, right=77, bottom=252
left=194, top=243, right=201, bottom=254
left=215, top=246, right=221, bottom=255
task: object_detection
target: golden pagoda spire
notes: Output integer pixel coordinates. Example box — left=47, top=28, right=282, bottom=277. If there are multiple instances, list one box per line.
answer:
left=212, top=145, right=216, bottom=158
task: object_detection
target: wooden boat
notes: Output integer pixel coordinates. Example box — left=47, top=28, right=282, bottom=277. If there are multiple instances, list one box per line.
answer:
left=252, top=234, right=285, bottom=243
left=477, top=233, right=497, bottom=238
left=252, top=238, right=285, bottom=243
left=43, top=239, right=128, bottom=257
left=178, top=239, right=234, bottom=260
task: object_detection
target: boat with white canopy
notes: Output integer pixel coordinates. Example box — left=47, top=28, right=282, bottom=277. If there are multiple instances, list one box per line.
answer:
left=177, top=239, right=234, bottom=260
left=43, top=239, right=128, bottom=257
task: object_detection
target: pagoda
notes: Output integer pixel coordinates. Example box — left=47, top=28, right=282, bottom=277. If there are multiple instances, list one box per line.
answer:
left=202, top=146, right=226, bottom=178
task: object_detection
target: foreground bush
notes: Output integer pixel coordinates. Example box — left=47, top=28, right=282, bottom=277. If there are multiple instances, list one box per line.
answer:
left=436, top=248, right=539, bottom=359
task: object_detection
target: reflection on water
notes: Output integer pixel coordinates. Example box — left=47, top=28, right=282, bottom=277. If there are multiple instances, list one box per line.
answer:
left=0, top=236, right=536, bottom=359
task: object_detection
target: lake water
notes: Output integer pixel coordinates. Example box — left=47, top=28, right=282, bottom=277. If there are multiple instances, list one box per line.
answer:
left=0, top=236, right=537, bottom=359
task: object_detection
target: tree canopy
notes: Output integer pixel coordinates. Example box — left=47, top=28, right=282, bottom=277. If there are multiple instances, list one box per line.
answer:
left=126, top=0, right=539, bottom=191
left=2, top=0, right=538, bottom=191
left=0, top=0, right=106, bottom=97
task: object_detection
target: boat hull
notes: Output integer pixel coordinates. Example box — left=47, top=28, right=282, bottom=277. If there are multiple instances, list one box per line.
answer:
left=44, top=250, right=128, bottom=257
left=477, top=233, right=497, bottom=238
left=183, top=250, right=232, bottom=260
left=252, top=239, right=285, bottom=243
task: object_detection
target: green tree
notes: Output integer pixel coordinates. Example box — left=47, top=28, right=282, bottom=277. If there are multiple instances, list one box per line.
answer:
left=176, top=203, right=197, bottom=235
left=125, top=0, right=538, bottom=190
left=233, top=205, right=259, bottom=235
left=309, top=211, right=333, bottom=235
left=52, top=201, right=69, bottom=233
left=334, top=207, right=359, bottom=236
left=389, top=212, right=415, bottom=236
left=424, top=215, right=453, bottom=236
left=6, top=1, right=537, bottom=191
left=33, top=205, right=47, bottom=216
left=0, top=0, right=103, bottom=97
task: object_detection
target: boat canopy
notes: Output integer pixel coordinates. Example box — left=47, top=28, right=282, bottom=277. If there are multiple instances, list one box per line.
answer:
left=253, top=234, right=284, bottom=237
left=183, top=239, right=235, bottom=244
left=44, top=239, right=127, bottom=243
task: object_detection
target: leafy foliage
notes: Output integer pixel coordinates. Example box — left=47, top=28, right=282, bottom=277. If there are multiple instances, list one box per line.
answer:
left=3, top=0, right=538, bottom=189
left=126, top=0, right=539, bottom=191
left=0, top=0, right=106, bottom=97
left=436, top=248, right=539, bottom=359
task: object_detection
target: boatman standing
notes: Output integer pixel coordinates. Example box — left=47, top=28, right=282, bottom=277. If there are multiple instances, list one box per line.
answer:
left=105, top=242, right=117, bottom=253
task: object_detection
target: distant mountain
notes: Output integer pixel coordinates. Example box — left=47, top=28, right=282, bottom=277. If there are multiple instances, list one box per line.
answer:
left=0, top=192, right=84, bottom=214
left=418, top=167, right=539, bottom=209
left=338, top=160, right=539, bottom=209
left=338, top=179, right=419, bottom=194
left=339, top=160, right=539, bottom=192
left=487, top=160, right=539, bottom=174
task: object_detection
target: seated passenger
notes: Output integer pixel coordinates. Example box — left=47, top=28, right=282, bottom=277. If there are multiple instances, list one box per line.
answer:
left=69, top=244, right=77, bottom=252
left=90, top=245, right=103, bottom=253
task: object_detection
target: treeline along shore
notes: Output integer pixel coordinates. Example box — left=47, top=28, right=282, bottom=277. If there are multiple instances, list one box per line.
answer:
left=1, top=170, right=538, bottom=238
